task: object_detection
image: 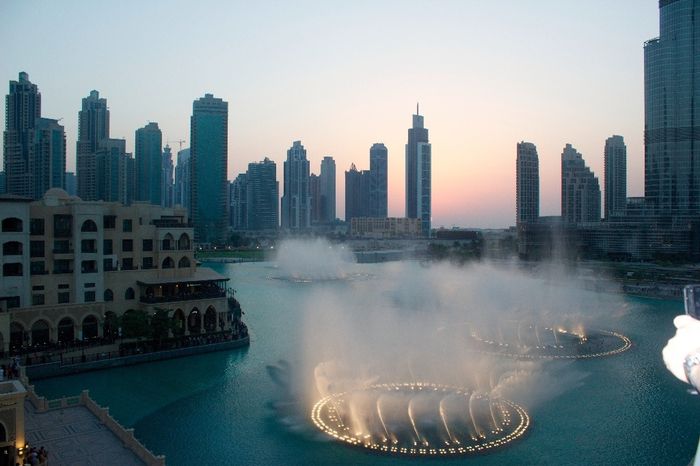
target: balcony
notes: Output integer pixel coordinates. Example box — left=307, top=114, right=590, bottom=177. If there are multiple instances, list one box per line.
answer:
left=140, top=289, right=226, bottom=304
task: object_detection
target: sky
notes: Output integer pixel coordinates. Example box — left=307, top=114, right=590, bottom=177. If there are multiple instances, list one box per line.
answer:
left=0, top=0, right=660, bottom=228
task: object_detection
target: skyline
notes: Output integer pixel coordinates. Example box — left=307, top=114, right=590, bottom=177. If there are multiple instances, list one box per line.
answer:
left=1, top=1, right=659, bottom=228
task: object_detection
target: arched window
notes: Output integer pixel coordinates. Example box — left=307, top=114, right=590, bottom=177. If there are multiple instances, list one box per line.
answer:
left=31, top=319, right=50, bottom=346
left=162, top=257, right=175, bottom=269
left=178, top=256, right=191, bottom=268
left=1, top=217, right=22, bottom=232
left=204, top=306, right=217, bottom=333
left=125, top=287, right=135, bottom=300
left=82, top=315, right=99, bottom=339
left=104, top=289, right=114, bottom=302
left=2, top=241, right=22, bottom=256
left=57, top=317, right=75, bottom=342
left=188, top=308, right=201, bottom=333
left=81, top=219, right=98, bottom=232
left=178, top=233, right=191, bottom=250
left=162, top=233, right=174, bottom=251
left=0, top=422, right=6, bottom=442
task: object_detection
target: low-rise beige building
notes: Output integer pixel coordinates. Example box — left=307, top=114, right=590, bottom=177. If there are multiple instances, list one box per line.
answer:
left=0, top=188, right=233, bottom=354
left=350, top=217, right=421, bottom=239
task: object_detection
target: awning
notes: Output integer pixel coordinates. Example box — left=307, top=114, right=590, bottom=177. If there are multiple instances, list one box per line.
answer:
left=137, top=267, right=230, bottom=286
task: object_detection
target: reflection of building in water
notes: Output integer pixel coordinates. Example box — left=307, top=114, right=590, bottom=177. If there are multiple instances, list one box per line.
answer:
left=0, top=188, right=236, bottom=355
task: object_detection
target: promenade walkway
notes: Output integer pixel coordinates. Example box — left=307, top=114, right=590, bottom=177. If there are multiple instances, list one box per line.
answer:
left=24, top=401, right=146, bottom=466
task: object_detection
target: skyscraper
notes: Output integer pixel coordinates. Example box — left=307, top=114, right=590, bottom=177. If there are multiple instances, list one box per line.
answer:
left=320, top=156, right=336, bottom=223
left=405, top=105, right=431, bottom=236
left=247, top=157, right=278, bottom=231
left=77, top=90, right=109, bottom=201
left=644, top=0, right=700, bottom=217
left=281, top=140, right=311, bottom=230
left=95, top=138, right=129, bottom=204
left=230, top=174, right=248, bottom=230
left=561, top=144, right=601, bottom=224
left=162, top=145, right=174, bottom=208
left=4, top=72, right=65, bottom=199
left=31, top=118, right=66, bottom=199
left=309, top=173, right=321, bottom=224
left=369, top=143, right=388, bottom=218
left=135, top=122, right=163, bottom=205
left=516, top=141, right=539, bottom=224
left=4, top=72, right=40, bottom=198
left=190, top=94, right=228, bottom=243
left=174, top=148, right=191, bottom=209
left=345, top=164, right=370, bottom=222
left=604, top=135, right=627, bottom=219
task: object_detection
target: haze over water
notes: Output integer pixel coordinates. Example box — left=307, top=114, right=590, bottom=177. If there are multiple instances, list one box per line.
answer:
left=33, top=242, right=700, bottom=465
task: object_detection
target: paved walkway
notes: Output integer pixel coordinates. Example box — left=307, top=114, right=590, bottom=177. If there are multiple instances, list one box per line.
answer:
left=24, top=401, right=146, bottom=466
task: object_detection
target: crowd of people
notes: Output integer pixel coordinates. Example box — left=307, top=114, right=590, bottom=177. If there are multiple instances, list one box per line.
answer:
left=17, top=445, right=48, bottom=465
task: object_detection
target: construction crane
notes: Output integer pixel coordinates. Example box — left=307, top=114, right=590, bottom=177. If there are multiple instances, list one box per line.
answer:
left=167, top=139, right=186, bottom=152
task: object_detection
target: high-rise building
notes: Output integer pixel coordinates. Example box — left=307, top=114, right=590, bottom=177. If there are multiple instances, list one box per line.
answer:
left=77, top=90, right=109, bottom=201
left=309, top=173, right=321, bottom=224
left=4, top=73, right=65, bottom=199
left=345, top=164, right=371, bottom=222
left=190, top=94, right=228, bottom=244
left=247, top=157, right=278, bottom=231
left=174, top=148, right=191, bottom=209
left=369, top=143, right=388, bottom=218
left=281, top=140, right=311, bottom=230
left=604, top=135, right=627, bottom=219
left=516, top=141, right=539, bottom=224
left=135, top=122, right=163, bottom=206
left=4, top=72, right=40, bottom=198
left=162, top=145, right=174, bottom=208
left=644, top=0, right=700, bottom=217
left=95, top=138, right=130, bottom=204
left=319, top=156, right=336, bottom=223
left=405, top=106, right=431, bottom=236
left=561, top=144, right=600, bottom=224
left=31, top=118, right=66, bottom=199
left=64, top=172, right=76, bottom=196
left=0, top=171, right=7, bottom=194
left=230, top=174, right=248, bottom=230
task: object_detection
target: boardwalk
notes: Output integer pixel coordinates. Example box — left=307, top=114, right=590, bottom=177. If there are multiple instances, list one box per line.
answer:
left=24, top=401, right=146, bottom=466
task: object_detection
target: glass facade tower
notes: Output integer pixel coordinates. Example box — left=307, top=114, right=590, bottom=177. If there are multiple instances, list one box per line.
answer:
left=644, top=0, right=700, bottom=217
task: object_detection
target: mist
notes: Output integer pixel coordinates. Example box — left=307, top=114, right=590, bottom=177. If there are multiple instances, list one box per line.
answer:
left=267, top=239, right=629, bottom=450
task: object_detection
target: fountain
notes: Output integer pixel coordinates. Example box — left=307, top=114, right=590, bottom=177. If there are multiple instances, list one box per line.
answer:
left=269, top=239, right=370, bottom=282
left=311, top=382, right=530, bottom=457
left=465, top=321, right=631, bottom=359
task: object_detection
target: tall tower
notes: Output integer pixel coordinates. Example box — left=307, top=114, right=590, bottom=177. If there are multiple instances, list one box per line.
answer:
left=190, top=93, right=228, bottom=244
left=77, top=90, right=109, bottom=201
left=604, top=135, right=627, bottom=219
left=516, top=141, right=539, bottom=224
left=135, top=122, right=163, bottom=205
left=247, top=157, right=278, bottom=230
left=320, top=156, right=336, bottom=223
left=3, top=72, right=43, bottom=198
left=405, top=105, right=431, bottom=236
left=369, top=143, right=388, bottom=218
left=174, top=148, right=191, bottom=209
left=644, top=0, right=700, bottom=217
left=561, top=144, right=601, bottom=224
left=281, top=141, right=311, bottom=230
left=309, top=173, right=321, bottom=224
left=162, top=145, right=174, bottom=208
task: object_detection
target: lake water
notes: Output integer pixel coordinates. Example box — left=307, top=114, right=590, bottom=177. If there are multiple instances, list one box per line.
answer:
left=35, top=261, right=700, bottom=465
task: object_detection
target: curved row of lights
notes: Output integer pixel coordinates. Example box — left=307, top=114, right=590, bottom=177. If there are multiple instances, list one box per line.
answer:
left=311, top=382, right=530, bottom=457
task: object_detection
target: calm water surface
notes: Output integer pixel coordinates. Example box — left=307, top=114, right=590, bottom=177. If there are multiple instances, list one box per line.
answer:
left=35, top=262, right=700, bottom=465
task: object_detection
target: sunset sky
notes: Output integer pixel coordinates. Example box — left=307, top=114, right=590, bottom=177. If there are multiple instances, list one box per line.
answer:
left=1, top=0, right=659, bottom=228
